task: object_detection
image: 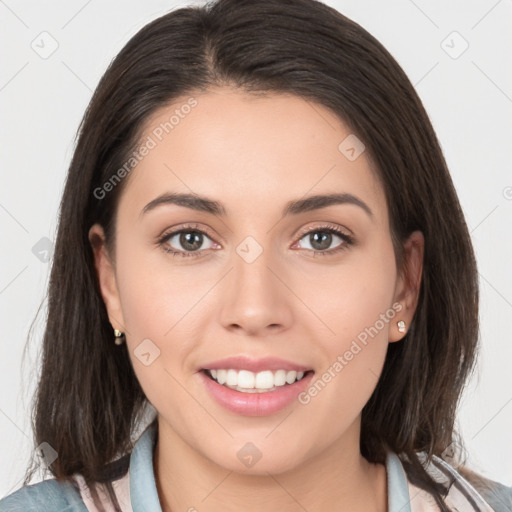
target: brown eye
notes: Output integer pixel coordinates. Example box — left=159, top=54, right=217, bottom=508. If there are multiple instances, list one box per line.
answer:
left=294, top=226, right=354, bottom=256
left=158, top=224, right=218, bottom=258
left=173, top=231, right=205, bottom=252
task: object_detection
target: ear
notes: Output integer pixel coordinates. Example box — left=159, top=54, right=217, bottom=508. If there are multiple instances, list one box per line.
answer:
left=88, top=223, right=126, bottom=332
left=389, top=230, right=424, bottom=342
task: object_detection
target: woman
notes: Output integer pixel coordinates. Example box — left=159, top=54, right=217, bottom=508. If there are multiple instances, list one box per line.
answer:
left=1, top=0, right=510, bottom=511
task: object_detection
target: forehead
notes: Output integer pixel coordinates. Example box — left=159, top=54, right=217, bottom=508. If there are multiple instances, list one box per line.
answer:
left=118, top=87, right=387, bottom=223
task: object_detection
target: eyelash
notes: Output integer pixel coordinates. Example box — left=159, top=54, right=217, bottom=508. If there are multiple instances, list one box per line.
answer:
left=157, top=223, right=354, bottom=258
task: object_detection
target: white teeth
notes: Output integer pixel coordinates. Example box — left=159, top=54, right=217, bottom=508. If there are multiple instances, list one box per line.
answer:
left=238, top=370, right=255, bottom=388
left=255, top=370, right=274, bottom=389
left=286, top=371, right=297, bottom=384
left=206, top=368, right=308, bottom=392
left=226, top=369, right=237, bottom=386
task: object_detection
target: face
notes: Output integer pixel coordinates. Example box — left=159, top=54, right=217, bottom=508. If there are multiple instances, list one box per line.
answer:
left=90, top=86, right=423, bottom=475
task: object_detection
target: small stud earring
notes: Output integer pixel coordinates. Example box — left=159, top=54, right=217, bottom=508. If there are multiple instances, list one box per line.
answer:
left=114, top=329, right=125, bottom=345
left=397, top=320, right=406, bottom=333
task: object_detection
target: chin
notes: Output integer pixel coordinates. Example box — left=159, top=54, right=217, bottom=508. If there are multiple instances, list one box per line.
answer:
left=208, top=446, right=305, bottom=477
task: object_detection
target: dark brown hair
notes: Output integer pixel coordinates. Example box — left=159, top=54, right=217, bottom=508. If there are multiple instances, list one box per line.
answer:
left=21, top=0, right=485, bottom=510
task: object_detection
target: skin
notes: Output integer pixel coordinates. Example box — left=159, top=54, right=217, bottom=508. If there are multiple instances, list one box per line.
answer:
left=89, top=86, right=424, bottom=512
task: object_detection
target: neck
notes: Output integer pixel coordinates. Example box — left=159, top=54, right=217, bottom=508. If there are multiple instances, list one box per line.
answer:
left=153, top=417, right=387, bottom=512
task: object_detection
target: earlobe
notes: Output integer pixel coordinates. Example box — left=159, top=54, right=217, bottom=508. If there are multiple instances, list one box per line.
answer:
left=88, top=223, right=125, bottom=332
left=390, top=230, right=424, bottom=343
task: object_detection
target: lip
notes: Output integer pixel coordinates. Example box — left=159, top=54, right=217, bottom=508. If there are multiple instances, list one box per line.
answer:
left=199, top=355, right=312, bottom=373
left=199, top=369, right=315, bottom=416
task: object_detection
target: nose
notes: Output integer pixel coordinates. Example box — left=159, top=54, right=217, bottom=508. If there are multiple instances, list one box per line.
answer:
left=219, top=240, right=293, bottom=336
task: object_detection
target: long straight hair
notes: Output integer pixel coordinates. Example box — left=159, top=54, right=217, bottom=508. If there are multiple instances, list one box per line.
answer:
left=22, top=1, right=481, bottom=510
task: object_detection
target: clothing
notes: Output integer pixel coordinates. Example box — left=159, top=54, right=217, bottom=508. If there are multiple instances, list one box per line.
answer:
left=0, top=421, right=507, bottom=512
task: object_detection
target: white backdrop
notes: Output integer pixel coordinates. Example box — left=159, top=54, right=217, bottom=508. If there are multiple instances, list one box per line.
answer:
left=1, top=0, right=511, bottom=497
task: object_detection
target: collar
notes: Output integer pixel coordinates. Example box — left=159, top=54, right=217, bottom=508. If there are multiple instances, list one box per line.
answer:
left=129, top=421, right=162, bottom=512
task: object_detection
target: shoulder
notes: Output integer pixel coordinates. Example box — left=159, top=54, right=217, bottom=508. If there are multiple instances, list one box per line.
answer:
left=455, top=463, right=512, bottom=512
left=0, top=450, right=132, bottom=512
left=410, top=452, right=512, bottom=512
left=0, top=477, right=88, bottom=512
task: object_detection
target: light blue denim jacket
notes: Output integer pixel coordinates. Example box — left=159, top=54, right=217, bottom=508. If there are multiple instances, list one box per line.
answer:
left=0, top=422, right=509, bottom=511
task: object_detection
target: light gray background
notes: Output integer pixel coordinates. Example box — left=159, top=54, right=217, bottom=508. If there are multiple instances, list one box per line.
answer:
left=1, top=0, right=511, bottom=498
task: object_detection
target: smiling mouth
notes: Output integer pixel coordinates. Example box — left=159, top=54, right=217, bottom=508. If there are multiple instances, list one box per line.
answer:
left=201, top=368, right=315, bottom=393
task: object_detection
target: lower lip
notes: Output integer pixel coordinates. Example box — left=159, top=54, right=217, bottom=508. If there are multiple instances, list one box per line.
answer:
left=199, top=370, right=315, bottom=416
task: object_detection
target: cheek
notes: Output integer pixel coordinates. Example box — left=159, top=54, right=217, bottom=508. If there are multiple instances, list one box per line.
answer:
left=294, top=239, right=397, bottom=408
left=113, top=239, right=218, bottom=394
left=114, top=245, right=207, bottom=408
left=296, top=240, right=397, bottom=348
left=114, top=237, right=207, bottom=337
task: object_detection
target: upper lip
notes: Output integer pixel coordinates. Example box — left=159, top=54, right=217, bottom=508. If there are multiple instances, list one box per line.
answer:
left=200, top=356, right=313, bottom=373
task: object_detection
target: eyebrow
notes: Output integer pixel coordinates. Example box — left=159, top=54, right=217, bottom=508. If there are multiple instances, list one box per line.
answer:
left=140, top=192, right=373, bottom=219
